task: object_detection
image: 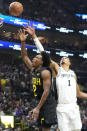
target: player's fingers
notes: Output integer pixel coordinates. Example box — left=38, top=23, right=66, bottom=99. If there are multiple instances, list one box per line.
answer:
left=23, top=29, right=26, bottom=34
left=26, top=23, right=29, bottom=28
left=33, top=24, right=35, bottom=29
left=18, top=29, right=22, bottom=34
left=23, top=23, right=28, bottom=29
left=23, top=25, right=26, bottom=29
left=32, top=113, right=38, bottom=121
left=29, top=110, right=33, bottom=115
left=29, top=21, right=30, bottom=26
left=26, top=34, right=28, bottom=37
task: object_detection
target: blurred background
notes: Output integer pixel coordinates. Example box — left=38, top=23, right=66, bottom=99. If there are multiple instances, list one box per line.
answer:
left=0, top=0, right=87, bottom=130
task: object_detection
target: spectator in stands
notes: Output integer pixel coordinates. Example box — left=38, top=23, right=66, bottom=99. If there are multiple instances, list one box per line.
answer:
left=0, top=104, right=4, bottom=116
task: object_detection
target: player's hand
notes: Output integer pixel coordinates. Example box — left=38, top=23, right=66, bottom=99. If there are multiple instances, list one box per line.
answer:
left=18, top=29, right=28, bottom=42
left=24, top=21, right=37, bottom=39
left=31, top=107, right=40, bottom=121
left=28, top=110, right=33, bottom=123
left=38, top=36, right=48, bottom=44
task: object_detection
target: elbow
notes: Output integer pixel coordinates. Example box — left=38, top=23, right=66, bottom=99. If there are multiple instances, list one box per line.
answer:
left=77, top=93, right=80, bottom=98
left=77, top=92, right=82, bottom=98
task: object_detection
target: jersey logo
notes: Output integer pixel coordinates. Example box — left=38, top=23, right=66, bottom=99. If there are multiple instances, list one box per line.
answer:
left=32, top=77, right=41, bottom=85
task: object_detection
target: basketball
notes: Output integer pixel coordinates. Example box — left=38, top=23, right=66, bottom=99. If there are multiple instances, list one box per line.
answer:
left=9, top=2, right=23, bottom=16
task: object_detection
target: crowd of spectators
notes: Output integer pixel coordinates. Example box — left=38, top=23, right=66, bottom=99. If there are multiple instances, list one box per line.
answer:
left=0, top=62, right=35, bottom=130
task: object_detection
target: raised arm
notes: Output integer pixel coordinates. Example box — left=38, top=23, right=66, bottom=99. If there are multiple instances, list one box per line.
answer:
left=18, top=29, right=32, bottom=70
left=24, top=22, right=44, bottom=53
left=50, top=60, right=59, bottom=78
left=24, top=22, right=59, bottom=76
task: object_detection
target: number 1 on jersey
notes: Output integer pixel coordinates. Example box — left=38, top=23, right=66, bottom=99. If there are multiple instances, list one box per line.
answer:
left=68, top=80, right=71, bottom=86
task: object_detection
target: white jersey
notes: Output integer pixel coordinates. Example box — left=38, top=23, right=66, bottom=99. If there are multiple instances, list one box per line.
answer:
left=56, top=67, right=77, bottom=104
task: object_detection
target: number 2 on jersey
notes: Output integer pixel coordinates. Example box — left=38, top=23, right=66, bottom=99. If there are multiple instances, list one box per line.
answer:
left=33, top=85, right=37, bottom=97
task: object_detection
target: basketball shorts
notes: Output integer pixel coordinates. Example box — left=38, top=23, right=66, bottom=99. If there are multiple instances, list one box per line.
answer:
left=56, top=103, right=82, bottom=131
left=37, top=99, right=57, bottom=128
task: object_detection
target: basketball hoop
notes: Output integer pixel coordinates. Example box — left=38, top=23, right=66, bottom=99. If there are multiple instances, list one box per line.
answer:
left=0, top=18, right=3, bottom=27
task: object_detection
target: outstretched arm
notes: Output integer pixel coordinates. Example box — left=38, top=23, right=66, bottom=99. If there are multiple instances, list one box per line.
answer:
left=24, top=21, right=59, bottom=75
left=18, top=29, right=32, bottom=70
left=24, top=21, right=44, bottom=53
left=77, top=83, right=87, bottom=99
left=75, top=75, right=87, bottom=99
left=50, top=60, right=59, bottom=78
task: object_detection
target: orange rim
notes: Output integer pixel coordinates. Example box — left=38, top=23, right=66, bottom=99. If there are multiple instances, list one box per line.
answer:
left=0, top=18, right=3, bottom=25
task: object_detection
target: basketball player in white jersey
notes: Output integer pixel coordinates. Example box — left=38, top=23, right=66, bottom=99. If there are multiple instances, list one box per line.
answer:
left=23, top=22, right=87, bottom=131
left=56, top=57, right=82, bottom=131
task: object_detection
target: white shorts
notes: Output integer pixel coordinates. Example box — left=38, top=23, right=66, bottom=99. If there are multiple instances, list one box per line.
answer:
left=56, top=103, right=82, bottom=131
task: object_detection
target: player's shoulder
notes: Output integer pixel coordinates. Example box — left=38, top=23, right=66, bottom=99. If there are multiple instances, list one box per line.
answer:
left=41, top=69, right=51, bottom=79
left=69, top=69, right=75, bottom=74
left=41, top=67, right=52, bottom=75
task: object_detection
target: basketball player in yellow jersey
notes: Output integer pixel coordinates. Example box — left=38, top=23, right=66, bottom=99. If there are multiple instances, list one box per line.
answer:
left=24, top=22, right=87, bottom=131
left=18, top=29, right=57, bottom=131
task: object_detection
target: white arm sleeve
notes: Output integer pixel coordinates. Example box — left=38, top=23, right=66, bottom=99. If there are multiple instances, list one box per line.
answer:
left=33, top=37, right=44, bottom=53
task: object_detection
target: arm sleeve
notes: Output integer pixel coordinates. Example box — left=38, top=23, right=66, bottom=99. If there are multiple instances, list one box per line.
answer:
left=33, top=37, right=44, bottom=53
